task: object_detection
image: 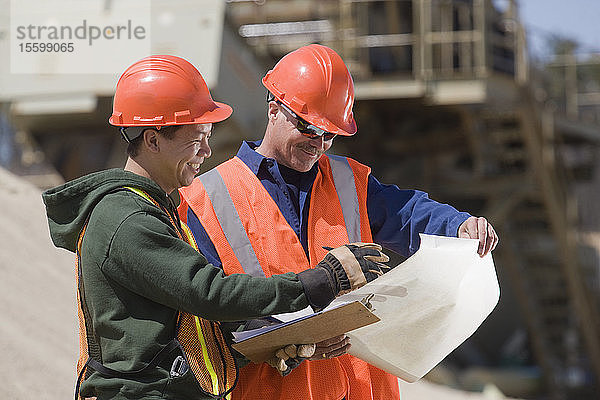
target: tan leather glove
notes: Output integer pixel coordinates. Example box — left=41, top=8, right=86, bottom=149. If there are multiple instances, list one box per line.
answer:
left=266, top=344, right=316, bottom=376
left=318, top=243, right=390, bottom=295
left=297, top=243, right=390, bottom=310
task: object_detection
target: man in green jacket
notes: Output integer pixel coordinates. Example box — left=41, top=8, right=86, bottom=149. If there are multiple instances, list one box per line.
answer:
left=43, top=55, right=388, bottom=400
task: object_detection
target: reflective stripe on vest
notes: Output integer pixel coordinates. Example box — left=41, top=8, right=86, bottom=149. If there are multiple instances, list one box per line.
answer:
left=198, top=170, right=265, bottom=278
left=194, top=315, right=219, bottom=394
left=199, top=155, right=362, bottom=266
left=328, top=155, right=362, bottom=243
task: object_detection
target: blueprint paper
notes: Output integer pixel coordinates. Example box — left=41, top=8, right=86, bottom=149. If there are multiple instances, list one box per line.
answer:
left=330, top=234, right=500, bottom=382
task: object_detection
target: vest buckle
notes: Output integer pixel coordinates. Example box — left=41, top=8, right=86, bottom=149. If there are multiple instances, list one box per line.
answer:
left=170, top=355, right=189, bottom=378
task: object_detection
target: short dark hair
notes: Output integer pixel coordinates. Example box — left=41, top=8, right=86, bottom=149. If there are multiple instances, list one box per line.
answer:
left=126, top=125, right=180, bottom=157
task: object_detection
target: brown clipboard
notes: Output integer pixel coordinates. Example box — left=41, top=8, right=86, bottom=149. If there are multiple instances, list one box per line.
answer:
left=231, top=300, right=380, bottom=363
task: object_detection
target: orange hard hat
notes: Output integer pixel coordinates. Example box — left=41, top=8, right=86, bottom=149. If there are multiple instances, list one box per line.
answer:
left=109, top=55, right=232, bottom=128
left=262, top=44, right=356, bottom=136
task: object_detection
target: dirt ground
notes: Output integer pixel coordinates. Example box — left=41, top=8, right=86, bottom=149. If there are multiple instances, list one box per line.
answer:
left=0, top=167, right=77, bottom=399
left=0, top=166, right=506, bottom=399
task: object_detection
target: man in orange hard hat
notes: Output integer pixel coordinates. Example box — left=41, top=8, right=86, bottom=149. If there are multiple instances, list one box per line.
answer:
left=179, top=45, right=499, bottom=400
left=42, top=54, right=390, bottom=400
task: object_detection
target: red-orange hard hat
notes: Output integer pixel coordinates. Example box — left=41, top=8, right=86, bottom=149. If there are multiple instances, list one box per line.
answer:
left=109, top=55, right=232, bottom=127
left=262, top=44, right=356, bottom=136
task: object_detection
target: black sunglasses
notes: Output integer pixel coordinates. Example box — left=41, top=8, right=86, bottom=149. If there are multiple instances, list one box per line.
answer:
left=277, top=102, right=336, bottom=141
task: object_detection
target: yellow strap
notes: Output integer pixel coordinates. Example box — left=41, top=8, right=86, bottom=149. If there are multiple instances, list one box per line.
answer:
left=194, top=316, right=220, bottom=394
left=124, top=186, right=154, bottom=204
left=124, top=186, right=200, bottom=250
left=180, top=221, right=200, bottom=251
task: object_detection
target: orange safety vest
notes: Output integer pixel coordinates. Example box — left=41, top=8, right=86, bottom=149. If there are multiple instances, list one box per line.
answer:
left=179, top=155, right=401, bottom=400
left=75, top=187, right=237, bottom=400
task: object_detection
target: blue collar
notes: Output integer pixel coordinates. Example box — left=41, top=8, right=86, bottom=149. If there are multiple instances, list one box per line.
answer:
left=235, top=140, right=266, bottom=175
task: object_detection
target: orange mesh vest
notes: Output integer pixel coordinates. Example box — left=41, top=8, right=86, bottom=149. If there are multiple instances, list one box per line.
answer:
left=179, top=155, right=400, bottom=400
left=75, top=187, right=237, bottom=400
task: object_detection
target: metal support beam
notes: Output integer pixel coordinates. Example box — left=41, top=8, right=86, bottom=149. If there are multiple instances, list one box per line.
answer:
left=519, top=87, right=600, bottom=388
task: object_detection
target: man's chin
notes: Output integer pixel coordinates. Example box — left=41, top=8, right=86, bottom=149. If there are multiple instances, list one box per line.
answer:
left=181, top=175, right=198, bottom=188
left=298, top=157, right=321, bottom=172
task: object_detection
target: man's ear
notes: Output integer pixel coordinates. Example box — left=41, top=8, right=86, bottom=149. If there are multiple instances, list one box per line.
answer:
left=142, top=129, right=160, bottom=153
left=267, top=101, right=279, bottom=123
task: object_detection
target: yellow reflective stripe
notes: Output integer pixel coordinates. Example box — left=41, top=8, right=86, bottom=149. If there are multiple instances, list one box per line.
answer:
left=124, top=186, right=154, bottom=205
left=125, top=187, right=199, bottom=250
left=194, top=316, right=220, bottom=394
left=180, top=222, right=199, bottom=251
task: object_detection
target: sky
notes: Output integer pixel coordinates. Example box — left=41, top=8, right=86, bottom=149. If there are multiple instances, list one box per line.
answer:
left=514, top=0, right=600, bottom=57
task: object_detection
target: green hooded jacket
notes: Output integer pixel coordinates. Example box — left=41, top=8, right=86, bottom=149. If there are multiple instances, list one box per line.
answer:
left=43, top=168, right=331, bottom=400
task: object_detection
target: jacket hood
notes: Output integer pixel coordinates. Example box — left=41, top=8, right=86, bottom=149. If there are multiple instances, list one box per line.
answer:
left=42, top=169, right=169, bottom=253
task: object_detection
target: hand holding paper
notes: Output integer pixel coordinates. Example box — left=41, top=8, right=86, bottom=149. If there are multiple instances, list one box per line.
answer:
left=458, top=216, right=499, bottom=256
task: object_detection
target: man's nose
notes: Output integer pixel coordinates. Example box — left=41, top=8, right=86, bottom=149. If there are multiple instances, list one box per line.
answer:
left=198, top=139, right=212, bottom=158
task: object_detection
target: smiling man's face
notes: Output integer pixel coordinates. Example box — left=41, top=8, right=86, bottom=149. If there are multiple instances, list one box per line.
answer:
left=259, top=102, right=333, bottom=172
left=153, top=123, right=213, bottom=193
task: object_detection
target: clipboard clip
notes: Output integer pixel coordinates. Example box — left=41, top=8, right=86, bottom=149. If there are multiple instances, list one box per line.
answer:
left=360, top=293, right=375, bottom=311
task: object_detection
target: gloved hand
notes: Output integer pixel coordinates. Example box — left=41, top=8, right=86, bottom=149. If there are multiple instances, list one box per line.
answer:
left=266, top=343, right=316, bottom=376
left=318, top=243, right=390, bottom=295
left=297, top=242, right=389, bottom=310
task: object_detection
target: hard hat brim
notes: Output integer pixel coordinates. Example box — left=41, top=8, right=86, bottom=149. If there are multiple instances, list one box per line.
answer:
left=109, top=101, right=233, bottom=127
left=197, top=101, right=233, bottom=124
